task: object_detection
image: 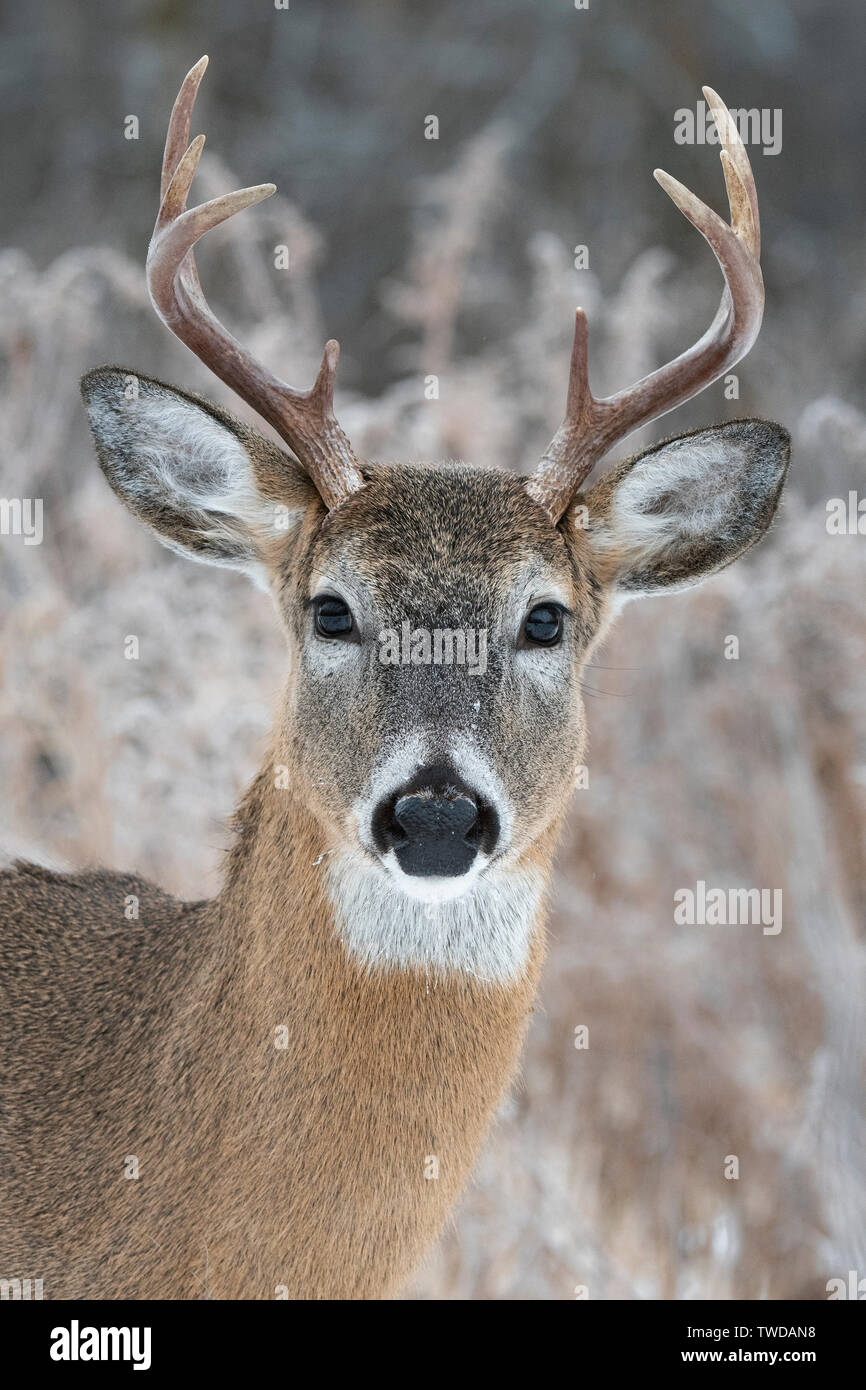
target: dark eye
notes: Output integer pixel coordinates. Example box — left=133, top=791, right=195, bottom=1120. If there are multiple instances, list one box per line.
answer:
left=522, top=603, right=564, bottom=648
left=314, top=595, right=354, bottom=639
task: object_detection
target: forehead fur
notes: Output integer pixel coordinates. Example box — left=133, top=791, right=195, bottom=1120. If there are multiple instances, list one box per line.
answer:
left=302, top=462, right=574, bottom=607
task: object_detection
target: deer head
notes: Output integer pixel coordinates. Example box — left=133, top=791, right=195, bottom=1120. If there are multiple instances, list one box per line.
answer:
left=81, top=59, right=789, bottom=962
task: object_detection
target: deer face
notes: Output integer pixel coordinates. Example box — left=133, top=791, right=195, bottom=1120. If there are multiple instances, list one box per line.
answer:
left=82, top=374, right=788, bottom=920
left=282, top=460, right=596, bottom=901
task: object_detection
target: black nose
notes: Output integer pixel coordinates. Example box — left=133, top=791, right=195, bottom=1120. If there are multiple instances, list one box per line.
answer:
left=392, top=792, right=479, bottom=877
left=372, top=763, right=499, bottom=878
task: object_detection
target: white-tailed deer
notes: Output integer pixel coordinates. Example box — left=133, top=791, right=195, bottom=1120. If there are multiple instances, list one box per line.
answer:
left=0, top=59, right=788, bottom=1299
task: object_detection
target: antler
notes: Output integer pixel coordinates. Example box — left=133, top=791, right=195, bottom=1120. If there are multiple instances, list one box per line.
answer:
left=525, top=87, right=765, bottom=524
left=146, top=56, right=364, bottom=511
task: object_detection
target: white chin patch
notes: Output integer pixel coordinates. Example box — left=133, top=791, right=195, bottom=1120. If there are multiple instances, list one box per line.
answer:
left=379, top=849, right=485, bottom=904
left=324, top=850, right=543, bottom=983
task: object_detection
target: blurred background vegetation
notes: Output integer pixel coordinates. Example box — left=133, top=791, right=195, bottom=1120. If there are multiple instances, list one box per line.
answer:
left=1, top=0, right=865, bottom=1298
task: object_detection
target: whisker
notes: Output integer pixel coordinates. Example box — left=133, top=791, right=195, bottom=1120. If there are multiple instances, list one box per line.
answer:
left=579, top=680, right=631, bottom=699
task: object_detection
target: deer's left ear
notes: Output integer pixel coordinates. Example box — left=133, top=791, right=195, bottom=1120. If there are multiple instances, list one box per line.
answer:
left=578, top=420, right=790, bottom=598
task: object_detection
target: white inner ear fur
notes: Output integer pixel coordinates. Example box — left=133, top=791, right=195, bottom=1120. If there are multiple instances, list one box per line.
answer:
left=136, top=398, right=276, bottom=565
left=590, top=435, right=749, bottom=582
left=99, top=389, right=286, bottom=586
left=138, top=398, right=271, bottom=525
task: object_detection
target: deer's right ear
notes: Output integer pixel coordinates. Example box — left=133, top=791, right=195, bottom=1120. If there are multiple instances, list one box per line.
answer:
left=81, top=368, right=316, bottom=584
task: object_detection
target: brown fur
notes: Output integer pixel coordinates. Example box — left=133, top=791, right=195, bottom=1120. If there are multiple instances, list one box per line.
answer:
left=0, top=371, right=788, bottom=1299
left=0, top=773, right=553, bottom=1299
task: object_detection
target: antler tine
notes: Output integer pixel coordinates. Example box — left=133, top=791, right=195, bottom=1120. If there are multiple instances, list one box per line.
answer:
left=160, top=54, right=208, bottom=204
left=704, top=85, right=759, bottom=258
left=146, top=57, right=364, bottom=512
left=526, top=88, right=765, bottom=524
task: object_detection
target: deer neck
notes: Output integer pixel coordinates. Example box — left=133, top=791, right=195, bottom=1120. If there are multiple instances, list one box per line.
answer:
left=197, top=753, right=557, bottom=1297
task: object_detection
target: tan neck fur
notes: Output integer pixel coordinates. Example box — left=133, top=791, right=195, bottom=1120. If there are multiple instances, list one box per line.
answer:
left=152, top=761, right=555, bottom=1298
